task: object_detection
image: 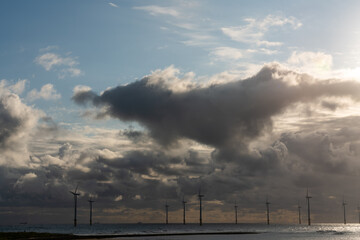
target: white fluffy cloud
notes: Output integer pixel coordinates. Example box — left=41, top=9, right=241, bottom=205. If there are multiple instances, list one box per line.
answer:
left=35, top=51, right=83, bottom=78
left=73, top=85, right=92, bottom=94
left=287, top=51, right=333, bottom=73
left=0, top=82, right=41, bottom=166
left=27, top=84, right=61, bottom=101
left=285, top=50, right=360, bottom=81
left=35, top=53, right=77, bottom=71
left=0, top=79, right=27, bottom=95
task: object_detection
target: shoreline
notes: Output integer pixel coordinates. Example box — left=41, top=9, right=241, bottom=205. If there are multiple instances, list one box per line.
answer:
left=77, top=231, right=260, bottom=238
left=0, top=231, right=260, bottom=240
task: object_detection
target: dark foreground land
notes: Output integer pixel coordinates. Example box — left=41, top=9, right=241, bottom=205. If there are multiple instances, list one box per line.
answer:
left=0, top=232, right=77, bottom=240
left=0, top=231, right=259, bottom=240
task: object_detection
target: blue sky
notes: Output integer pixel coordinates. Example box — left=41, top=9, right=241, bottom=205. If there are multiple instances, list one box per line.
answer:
left=4, top=0, right=360, bottom=224
left=2, top=0, right=360, bottom=110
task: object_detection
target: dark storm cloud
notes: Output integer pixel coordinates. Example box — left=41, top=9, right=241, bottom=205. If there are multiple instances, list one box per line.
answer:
left=6, top=65, right=360, bottom=224
left=73, top=65, right=360, bottom=154
left=0, top=102, right=21, bottom=147
left=69, top=65, right=360, bottom=223
left=122, top=128, right=146, bottom=143
left=100, top=150, right=182, bottom=176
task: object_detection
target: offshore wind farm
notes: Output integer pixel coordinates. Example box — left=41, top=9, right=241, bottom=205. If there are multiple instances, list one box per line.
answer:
left=60, top=187, right=360, bottom=227
left=4, top=0, right=360, bottom=239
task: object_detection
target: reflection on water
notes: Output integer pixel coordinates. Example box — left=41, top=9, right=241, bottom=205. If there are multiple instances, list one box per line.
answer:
left=1, top=223, right=360, bottom=239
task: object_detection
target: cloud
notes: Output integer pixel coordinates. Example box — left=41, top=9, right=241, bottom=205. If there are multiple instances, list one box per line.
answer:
left=27, top=84, right=61, bottom=102
left=115, top=195, right=123, bottom=201
left=0, top=82, right=41, bottom=166
left=221, top=15, right=302, bottom=46
left=285, top=50, right=360, bottom=81
left=6, top=65, right=360, bottom=224
left=68, top=64, right=360, bottom=224
left=73, top=85, right=92, bottom=94
left=211, top=47, right=244, bottom=61
left=134, top=5, right=180, bottom=17
left=3, top=114, right=360, bottom=223
left=73, top=64, right=360, bottom=151
left=35, top=51, right=82, bottom=78
left=59, top=67, right=83, bottom=79
left=14, top=172, right=37, bottom=187
left=39, top=45, right=59, bottom=52
left=35, top=53, right=77, bottom=71
left=0, top=79, right=27, bottom=95
left=210, top=47, right=279, bottom=62
left=108, top=2, right=118, bottom=8
left=287, top=51, right=333, bottom=76
left=9, top=79, right=27, bottom=95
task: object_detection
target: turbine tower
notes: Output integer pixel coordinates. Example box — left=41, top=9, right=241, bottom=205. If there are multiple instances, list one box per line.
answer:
left=342, top=196, right=347, bottom=225
left=198, top=189, right=204, bottom=226
left=165, top=201, right=169, bottom=224
left=298, top=201, right=301, bottom=224
left=358, top=204, right=360, bottom=224
left=70, top=184, right=80, bottom=227
left=88, top=198, right=95, bottom=226
left=182, top=197, right=187, bottom=225
left=234, top=200, right=238, bottom=224
left=265, top=197, right=270, bottom=225
left=306, top=188, right=312, bottom=226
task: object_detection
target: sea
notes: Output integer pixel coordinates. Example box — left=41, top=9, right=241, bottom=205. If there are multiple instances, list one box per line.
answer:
left=1, top=223, right=360, bottom=239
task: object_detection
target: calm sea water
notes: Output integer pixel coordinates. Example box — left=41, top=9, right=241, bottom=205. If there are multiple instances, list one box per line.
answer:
left=1, top=223, right=360, bottom=239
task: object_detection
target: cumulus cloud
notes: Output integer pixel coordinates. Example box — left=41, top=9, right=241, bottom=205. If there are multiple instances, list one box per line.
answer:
left=73, top=64, right=360, bottom=153
left=27, top=84, right=61, bottom=101
left=5, top=65, right=360, bottom=224
left=0, top=82, right=41, bottom=166
left=68, top=65, right=360, bottom=223
left=0, top=79, right=27, bottom=95
left=35, top=53, right=77, bottom=71
left=287, top=51, right=333, bottom=77
left=35, top=51, right=82, bottom=78
left=9, top=80, right=27, bottom=95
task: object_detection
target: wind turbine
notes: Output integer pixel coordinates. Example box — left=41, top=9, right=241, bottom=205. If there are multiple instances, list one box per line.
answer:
left=306, top=188, right=312, bottom=226
left=265, top=196, right=270, bottom=225
left=198, top=189, right=204, bottom=226
left=88, top=198, right=95, bottom=226
left=234, top=200, right=238, bottom=224
left=182, top=197, right=187, bottom=225
left=342, top=196, right=347, bottom=225
left=70, top=184, right=80, bottom=227
left=298, top=201, right=301, bottom=224
left=165, top=201, right=169, bottom=225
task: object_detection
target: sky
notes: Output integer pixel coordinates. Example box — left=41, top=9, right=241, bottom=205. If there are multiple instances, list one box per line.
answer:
left=3, top=0, right=360, bottom=225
